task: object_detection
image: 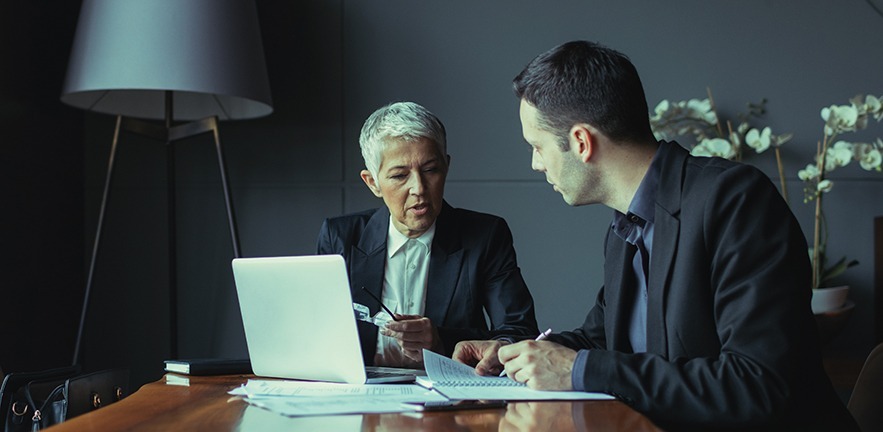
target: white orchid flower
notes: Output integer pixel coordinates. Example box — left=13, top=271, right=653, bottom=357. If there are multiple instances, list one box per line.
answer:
left=653, top=100, right=670, bottom=117
left=685, top=98, right=716, bottom=124
left=855, top=143, right=882, bottom=171
left=798, top=163, right=820, bottom=181
left=685, top=98, right=709, bottom=113
left=692, top=138, right=735, bottom=159
left=822, top=104, right=859, bottom=135
left=825, top=141, right=853, bottom=171
left=817, top=179, right=833, bottom=193
left=691, top=147, right=711, bottom=157
left=745, top=127, right=772, bottom=153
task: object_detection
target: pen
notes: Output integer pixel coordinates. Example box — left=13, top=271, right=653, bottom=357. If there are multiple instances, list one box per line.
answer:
left=360, top=286, right=400, bottom=321
left=500, top=328, right=552, bottom=377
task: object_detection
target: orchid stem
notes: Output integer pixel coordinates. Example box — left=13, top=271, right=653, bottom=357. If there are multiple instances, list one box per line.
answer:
left=706, top=87, right=725, bottom=138
left=774, top=146, right=788, bottom=203
left=812, top=132, right=831, bottom=289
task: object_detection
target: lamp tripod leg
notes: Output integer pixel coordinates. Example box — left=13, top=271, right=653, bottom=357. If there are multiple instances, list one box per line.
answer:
left=73, top=115, right=123, bottom=366
left=211, top=120, right=241, bottom=259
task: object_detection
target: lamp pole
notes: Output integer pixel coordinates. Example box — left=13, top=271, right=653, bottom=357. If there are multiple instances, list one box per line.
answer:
left=165, top=91, right=178, bottom=359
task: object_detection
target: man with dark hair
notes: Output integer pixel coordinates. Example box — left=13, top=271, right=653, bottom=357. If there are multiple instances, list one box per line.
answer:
left=454, top=41, right=858, bottom=430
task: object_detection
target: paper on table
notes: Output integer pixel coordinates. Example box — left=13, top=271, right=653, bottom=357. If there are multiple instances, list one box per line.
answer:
left=235, top=380, right=437, bottom=399
left=242, top=395, right=434, bottom=417
left=421, top=349, right=615, bottom=401
left=227, top=379, right=449, bottom=417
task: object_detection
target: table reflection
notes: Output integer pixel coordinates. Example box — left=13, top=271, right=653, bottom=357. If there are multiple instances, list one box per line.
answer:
left=362, top=408, right=502, bottom=431
left=235, top=400, right=662, bottom=432
left=501, top=401, right=661, bottom=432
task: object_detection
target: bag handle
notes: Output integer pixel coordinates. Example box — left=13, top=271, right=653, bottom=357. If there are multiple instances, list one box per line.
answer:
left=23, top=381, right=65, bottom=429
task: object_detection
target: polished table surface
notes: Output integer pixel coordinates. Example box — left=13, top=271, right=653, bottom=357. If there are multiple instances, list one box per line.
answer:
left=46, top=374, right=664, bottom=431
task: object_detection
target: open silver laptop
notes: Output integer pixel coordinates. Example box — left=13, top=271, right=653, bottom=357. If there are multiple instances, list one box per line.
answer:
left=231, top=255, right=415, bottom=384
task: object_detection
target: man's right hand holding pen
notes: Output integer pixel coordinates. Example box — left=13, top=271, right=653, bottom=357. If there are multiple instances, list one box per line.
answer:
left=499, top=328, right=552, bottom=377
left=452, top=328, right=578, bottom=391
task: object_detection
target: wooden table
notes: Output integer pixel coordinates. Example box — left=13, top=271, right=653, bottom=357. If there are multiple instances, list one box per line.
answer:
left=46, top=374, right=663, bottom=431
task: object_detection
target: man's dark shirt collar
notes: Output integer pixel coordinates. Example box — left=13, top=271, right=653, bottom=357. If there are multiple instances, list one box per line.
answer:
left=611, top=141, right=668, bottom=242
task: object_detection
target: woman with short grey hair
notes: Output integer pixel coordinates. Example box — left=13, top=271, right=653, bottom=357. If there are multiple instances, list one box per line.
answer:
left=318, top=101, right=538, bottom=367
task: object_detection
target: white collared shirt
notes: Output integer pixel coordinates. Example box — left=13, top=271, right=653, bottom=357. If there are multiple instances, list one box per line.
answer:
left=374, top=216, right=435, bottom=366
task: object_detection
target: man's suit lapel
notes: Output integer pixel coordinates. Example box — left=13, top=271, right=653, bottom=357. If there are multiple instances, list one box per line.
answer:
left=646, top=142, right=686, bottom=355
left=425, top=203, right=463, bottom=326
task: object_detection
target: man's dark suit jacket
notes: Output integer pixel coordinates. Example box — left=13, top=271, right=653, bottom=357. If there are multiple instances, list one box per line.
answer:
left=317, top=202, right=538, bottom=364
left=547, top=142, right=857, bottom=430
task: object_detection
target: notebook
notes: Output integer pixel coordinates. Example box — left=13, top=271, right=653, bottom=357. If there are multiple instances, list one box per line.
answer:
left=418, top=350, right=614, bottom=401
left=231, top=255, right=416, bottom=384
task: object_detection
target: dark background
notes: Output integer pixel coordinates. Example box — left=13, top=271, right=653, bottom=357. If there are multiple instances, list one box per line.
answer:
left=2, top=1, right=882, bottom=389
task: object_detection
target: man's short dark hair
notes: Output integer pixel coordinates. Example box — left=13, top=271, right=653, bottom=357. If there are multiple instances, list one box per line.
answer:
left=513, top=41, right=654, bottom=148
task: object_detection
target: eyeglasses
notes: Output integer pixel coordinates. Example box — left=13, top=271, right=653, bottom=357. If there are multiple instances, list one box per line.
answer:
left=352, top=302, right=392, bottom=327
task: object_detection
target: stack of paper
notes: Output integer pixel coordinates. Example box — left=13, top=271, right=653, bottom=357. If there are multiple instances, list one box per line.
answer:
left=228, top=379, right=448, bottom=417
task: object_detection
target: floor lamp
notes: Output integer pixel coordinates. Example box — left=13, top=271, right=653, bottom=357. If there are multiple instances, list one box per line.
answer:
left=60, top=0, right=273, bottom=364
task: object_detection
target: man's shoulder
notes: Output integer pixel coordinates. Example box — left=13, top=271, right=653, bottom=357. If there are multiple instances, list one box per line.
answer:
left=682, top=155, right=771, bottom=191
left=659, top=141, right=767, bottom=190
left=684, top=152, right=749, bottom=173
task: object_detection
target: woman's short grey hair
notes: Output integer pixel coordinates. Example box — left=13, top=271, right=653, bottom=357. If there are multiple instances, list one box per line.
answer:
left=359, top=101, right=447, bottom=179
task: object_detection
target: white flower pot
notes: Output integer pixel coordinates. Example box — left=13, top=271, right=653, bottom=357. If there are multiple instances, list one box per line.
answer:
left=811, top=285, right=850, bottom=314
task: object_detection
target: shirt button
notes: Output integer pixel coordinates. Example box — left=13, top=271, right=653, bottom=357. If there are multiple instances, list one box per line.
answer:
left=410, top=264, right=416, bottom=270
left=629, top=214, right=640, bottom=223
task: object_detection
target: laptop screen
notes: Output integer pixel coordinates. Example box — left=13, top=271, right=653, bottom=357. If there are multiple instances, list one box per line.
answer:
left=232, top=255, right=369, bottom=383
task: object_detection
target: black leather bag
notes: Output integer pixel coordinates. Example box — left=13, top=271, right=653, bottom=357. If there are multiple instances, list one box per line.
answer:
left=0, top=367, right=128, bottom=431
left=63, top=368, right=129, bottom=420
left=1, top=366, right=78, bottom=432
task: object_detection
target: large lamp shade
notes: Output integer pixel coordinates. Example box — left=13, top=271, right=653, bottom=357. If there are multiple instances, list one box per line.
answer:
left=61, top=0, right=273, bottom=120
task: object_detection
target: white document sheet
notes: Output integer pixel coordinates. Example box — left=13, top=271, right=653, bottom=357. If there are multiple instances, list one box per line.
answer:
left=237, top=379, right=434, bottom=399
left=421, top=349, right=615, bottom=401
left=242, top=395, right=428, bottom=417
left=228, top=379, right=449, bottom=417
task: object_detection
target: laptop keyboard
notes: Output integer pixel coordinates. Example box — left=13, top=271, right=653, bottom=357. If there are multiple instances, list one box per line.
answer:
left=366, top=370, right=410, bottom=379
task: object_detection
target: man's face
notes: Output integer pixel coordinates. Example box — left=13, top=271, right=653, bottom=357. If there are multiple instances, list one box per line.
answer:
left=362, top=137, right=448, bottom=238
left=519, top=99, right=590, bottom=206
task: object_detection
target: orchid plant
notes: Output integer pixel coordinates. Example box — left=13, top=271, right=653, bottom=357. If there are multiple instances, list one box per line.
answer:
left=797, top=95, right=883, bottom=288
left=650, top=90, right=883, bottom=290
left=650, top=88, right=793, bottom=200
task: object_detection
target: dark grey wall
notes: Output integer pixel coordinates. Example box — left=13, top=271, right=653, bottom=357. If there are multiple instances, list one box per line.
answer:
left=1, top=2, right=83, bottom=373
left=75, top=0, right=883, bottom=387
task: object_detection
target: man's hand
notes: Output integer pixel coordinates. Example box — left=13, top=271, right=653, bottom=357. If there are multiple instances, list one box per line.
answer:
left=452, top=340, right=507, bottom=376
left=380, top=314, right=441, bottom=363
left=498, top=340, right=576, bottom=390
